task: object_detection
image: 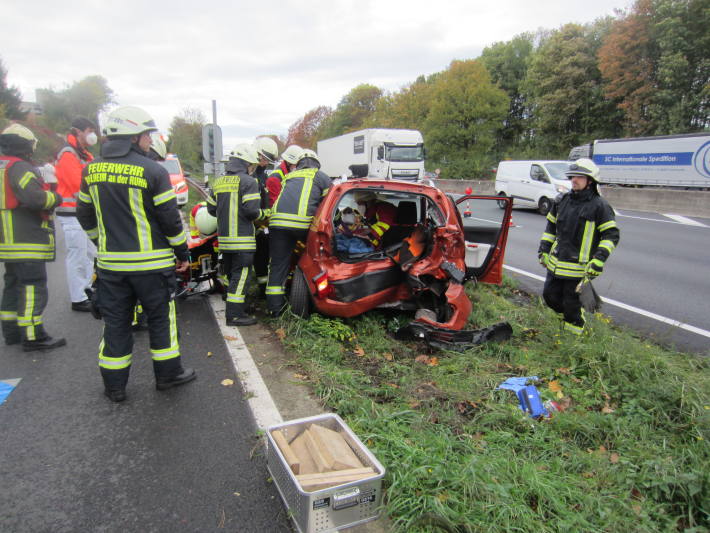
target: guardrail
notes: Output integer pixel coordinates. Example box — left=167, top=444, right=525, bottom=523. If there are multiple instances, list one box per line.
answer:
left=434, top=179, right=710, bottom=218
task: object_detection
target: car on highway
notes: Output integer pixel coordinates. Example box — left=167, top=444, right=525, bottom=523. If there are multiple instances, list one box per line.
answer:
left=159, top=153, right=189, bottom=206
left=288, top=179, right=513, bottom=335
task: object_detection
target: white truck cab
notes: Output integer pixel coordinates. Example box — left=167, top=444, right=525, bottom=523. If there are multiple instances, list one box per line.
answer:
left=494, top=160, right=571, bottom=215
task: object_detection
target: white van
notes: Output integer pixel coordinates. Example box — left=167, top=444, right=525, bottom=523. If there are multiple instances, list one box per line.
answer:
left=494, top=160, right=571, bottom=215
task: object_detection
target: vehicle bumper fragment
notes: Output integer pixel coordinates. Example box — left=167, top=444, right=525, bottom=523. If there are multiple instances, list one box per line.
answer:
left=395, top=321, right=512, bottom=351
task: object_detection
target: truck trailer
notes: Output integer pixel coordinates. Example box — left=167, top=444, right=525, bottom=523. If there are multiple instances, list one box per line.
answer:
left=569, top=133, right=710, bottom=188
left=317, top=129, right=425, bottom=181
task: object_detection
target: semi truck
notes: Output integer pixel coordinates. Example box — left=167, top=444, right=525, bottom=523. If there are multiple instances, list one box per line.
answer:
left=317, top=128, right=425, bottom=181
left=569, top=132, right=710, bottom=188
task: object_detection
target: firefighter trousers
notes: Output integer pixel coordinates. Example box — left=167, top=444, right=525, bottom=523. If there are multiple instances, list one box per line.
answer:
left=542, top=272, right=585, bottom=334
left=266, top=227, right=307, bottom=314
left=222, top=251, right=254, bottom=319
left=95, top=270, right=183, bottom=390
left=1, top=262, right=50, bottom=343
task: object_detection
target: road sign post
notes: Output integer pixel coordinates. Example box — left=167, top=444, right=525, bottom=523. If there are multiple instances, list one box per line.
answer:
left=202, top=123, right=223, bottom=164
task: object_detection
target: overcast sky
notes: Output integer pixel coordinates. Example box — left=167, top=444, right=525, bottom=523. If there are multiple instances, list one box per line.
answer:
left=4, top=0, right=632, bottom=150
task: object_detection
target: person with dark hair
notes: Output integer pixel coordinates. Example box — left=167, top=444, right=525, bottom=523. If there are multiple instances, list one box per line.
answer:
left=55, top=116, right=98, bottom=312
left=0, top=124, right=66, bottom=351
left=76, top=106, right=194, bottom=402
left=538, top=158, right=620, bottom=335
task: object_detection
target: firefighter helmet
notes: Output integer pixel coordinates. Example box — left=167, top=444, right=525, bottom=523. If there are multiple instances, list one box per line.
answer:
left=298, top=148, right=320, bottom=167
left=566, top=158, right=600, bottom=183
left=194, top=206, right=218, bottom=235
left=254, top=137, right=278, bottom=163
left=104, top=106, right=158, bottom=137
left=0, top=123, right=38, bottom=152
left=150, top=133, right=167, bottom=160
left=230, top=143, right=259, bottom=164
left=281, top=145, right=304, bottom=165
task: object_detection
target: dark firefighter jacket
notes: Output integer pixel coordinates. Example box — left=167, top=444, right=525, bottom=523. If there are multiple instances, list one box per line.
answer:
left=270, top=163, right=331, bottom=231
left=207, top=158, right=267, bottom=252
left=538, top=188, right=620, bottom=278
left=55, top=133, right=93, bottom=216
left=0, top=155, right=61, bottom=262
left=76, top=139, right=188, bottom=273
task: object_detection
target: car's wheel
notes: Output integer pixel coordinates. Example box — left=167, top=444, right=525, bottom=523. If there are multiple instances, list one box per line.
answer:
left=497, top=193, right=508, bottom=209
left=289, top=267, right=311, bottom=318
left=538, top=197, right=552, bottom=216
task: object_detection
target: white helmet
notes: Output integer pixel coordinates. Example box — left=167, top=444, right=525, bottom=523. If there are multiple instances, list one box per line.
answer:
left=298, top=148, right=320, bottom=166
left=194, top=206, right=218, bottom=235
left=254, top=137, right=278, bottom=163
left=104, top=106, right=158, bottom=137
left=281, top=144, right=304, bottom=165
left=0, top=123, right=38, bottom=151
left=150, top=133, right=167, bottom=159
left=566, top=158, right=600, bottom=183
left=230, top=143, right=259, bottom=164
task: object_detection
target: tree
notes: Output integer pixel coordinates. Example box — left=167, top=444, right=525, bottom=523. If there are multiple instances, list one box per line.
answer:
left=524, top=22, right=622, bottom=156
left=37, top=75, right=114, bottom=132
left=286, top=106, right=332, bottom=149
left=424, top=59, right=508, bottom=178
left=316, top=84, right=382, bottom=140
left=364, top=75, right=437, bottom=131
left=481, top=33, right=535, bottom=154
left=167, top=108, right=206, bottom=173
left=0, top=58, right=26, bottom=121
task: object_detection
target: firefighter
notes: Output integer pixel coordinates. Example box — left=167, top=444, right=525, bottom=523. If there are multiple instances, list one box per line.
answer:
left=76, top=106, right=194, bottom=402
left=265, top=144, right=302, bottom=207
left=266, top=148, right=331, bottom=316
left=0, top=124, right=65, bottom=351
left=352, top=190, right=397, bottom=249
left=252, top=137, right=279, bottom=297
left=148, top=132, right=167, bottom=161
left=55, top=117, right=98, bottom=312
left=537, top=158, right=620, bottom=335
left=207, top=143, right=269, bottom=326
left=253, top=136, right=279, bottom=194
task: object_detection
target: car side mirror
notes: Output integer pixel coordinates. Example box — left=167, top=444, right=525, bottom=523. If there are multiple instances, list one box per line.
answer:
left=377, top=146, right=384, bottom=160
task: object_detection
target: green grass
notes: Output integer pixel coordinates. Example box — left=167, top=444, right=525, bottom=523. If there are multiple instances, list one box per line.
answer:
left=272, top=277, right=710, bottom=532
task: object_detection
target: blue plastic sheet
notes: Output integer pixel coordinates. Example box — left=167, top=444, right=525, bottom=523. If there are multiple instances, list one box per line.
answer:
left=0, top=379, right=21, bottom=405
left=497, top=376, right=539, bottom=392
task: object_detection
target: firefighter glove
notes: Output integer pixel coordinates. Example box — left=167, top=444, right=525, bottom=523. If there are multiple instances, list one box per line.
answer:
left=585, top=258, right=604, bottom=278
left=538, top=252, right=549, bottom=267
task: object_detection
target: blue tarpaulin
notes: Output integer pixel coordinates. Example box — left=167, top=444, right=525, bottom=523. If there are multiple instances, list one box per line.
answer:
left=0, top=379, right=21, bottom=405
left=497, top=376, right=539, bottom=393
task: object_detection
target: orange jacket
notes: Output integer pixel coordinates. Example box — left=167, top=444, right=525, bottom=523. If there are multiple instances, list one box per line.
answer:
left=55, top=134, right=93, bottom=213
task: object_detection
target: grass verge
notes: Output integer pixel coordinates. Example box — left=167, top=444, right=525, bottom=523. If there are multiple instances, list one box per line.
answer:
left=272, top=276, right=709, bottom=532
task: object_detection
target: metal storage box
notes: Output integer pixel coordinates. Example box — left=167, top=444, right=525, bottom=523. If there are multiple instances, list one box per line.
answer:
left=267, top=413, right=385, bottom=533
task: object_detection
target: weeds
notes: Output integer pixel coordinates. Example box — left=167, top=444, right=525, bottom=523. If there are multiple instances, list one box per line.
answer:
left=273, top=278, right=709, bottom=532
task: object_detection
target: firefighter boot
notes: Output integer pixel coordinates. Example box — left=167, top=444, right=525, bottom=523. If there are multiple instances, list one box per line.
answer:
left=226, top=302, right=257, bottom=326
left=156, top=367, right=197, bottom=391
left=22, top=335, right=67, bottom=352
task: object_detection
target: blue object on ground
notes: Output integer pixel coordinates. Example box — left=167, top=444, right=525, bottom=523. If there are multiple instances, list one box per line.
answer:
left=0, top=379, right=21, bottom=405
left=517, top=385, right=549, bottom=418
left=335, top=234, right=375, bottom=254
left=497, top=376, right=539, bottom=393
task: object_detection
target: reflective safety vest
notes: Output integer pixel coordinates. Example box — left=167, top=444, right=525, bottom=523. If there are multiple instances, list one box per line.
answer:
left=0, top=156, right=60, bottom=262
left=76, top=143, right=188, bottom=273
left=55, top=135, right=93, bottom=215
left=538, top=189, right=620, bottom=279
left=270, top=167, right=330, bottom=230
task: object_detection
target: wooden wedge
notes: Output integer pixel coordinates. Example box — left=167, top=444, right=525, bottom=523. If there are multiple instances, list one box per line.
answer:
left=296, top=467, right=375, bottom=492
left=309, top=424, right=363, bottom=470
left=289, top=432, right=318, bottom=475
left=271, top=429, right=300, bottom=475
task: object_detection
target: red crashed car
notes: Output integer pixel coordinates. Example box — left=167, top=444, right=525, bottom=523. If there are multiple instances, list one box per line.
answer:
left=288, top=179, right=513, bottom=345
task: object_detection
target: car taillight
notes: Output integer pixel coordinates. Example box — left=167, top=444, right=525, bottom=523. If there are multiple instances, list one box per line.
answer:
left=313, top=271, right=334, bottom=299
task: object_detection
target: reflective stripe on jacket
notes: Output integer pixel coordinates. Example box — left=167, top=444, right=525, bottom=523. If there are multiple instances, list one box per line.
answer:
left=270, top=166, right=331, bottom=230
left=55, top=135, right=93, bottom=215
left=538, top=189, right=620, bottom=279
left=208, top=159, right=266, bottom=252
left=76, top=140, right=187, bottom=273
left=0, top=156, right=60, bottom=262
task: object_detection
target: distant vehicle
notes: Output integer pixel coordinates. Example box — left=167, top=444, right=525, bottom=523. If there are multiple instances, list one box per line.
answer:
left=569, top=133, right=710, bottom=189
left=420, top=171, right=438, bottom=185
left=494, top=160, right=571, bottom=215
left=317, top=129, right=425, bottom=182
left=288, top=179, right=513, bottom=338
left=159, top=153, right=189, bottom=205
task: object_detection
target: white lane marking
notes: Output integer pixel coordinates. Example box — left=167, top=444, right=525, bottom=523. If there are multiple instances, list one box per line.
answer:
left=662, top=214, right=709, bottom=227
left=207, top=293, right=283, bottom=430
left=503, top=265, right=710, bottom=339
left=616, top=212, right=685, bottom=224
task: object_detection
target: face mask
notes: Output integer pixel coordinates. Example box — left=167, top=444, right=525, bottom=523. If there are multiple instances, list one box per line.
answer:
left=85, top=132, right=98, bottom=146
left=341, top=213, right=355, bottom=225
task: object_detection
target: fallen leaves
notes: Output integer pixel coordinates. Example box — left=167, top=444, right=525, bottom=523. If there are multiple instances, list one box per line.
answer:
left=353, top=346, right=365, bottom=357
left=415, top=355, right=439, bottom=366
left=383, top=352, right=394, bottom=361
left=276, top=328, right=286, bottom=340
left=223, top=335, right=238, bottom=341
left=221, top=379, right=234, bottom=386
left=207, top=351, right=213, bottom=358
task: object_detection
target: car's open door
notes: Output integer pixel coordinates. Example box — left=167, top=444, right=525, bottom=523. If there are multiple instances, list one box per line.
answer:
left=454, top=195, right=513, bottom=284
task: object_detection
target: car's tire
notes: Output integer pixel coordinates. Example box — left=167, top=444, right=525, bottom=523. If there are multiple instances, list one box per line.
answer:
left=538, top=197, right=552, bottom=216
left=497, top=193, right=508, bottom=209
left=289, top=267, right=311, bottom=318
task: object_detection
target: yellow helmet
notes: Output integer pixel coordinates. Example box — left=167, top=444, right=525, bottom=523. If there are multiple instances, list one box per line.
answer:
left=0, top=123, right=38, bottom=151
left=281, top=145, right=304, bottom=165
left=194, top=206, right=218, bottom=235
left=230, top=143, right=260, bottom=165
left=254, top=137, right=278, bottom=163
left=150, top=133, right=167, bottom=160
left=566, top=158, right=601, bottom=183
left=105, top=106, right=158, bottom=136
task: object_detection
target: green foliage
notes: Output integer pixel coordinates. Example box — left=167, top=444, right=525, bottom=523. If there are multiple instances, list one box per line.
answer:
left=424, top=59, right=508, bottom=178
left=286, top=105, right=332, bottom=149
left=0, top=58, right=25, bottom=121
left=274, top=280, right=710, bottom=532
left=167, top=107, right=206, bottom=174
left=364, top=75, right=438, bottom=132
left=316, top=84, right=383, bottom=140
left=36, top=75, right=114, bottom=133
